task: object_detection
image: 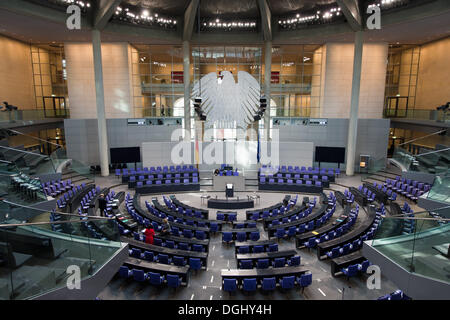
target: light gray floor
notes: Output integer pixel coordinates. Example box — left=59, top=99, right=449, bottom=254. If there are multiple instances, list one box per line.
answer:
left=97, top=172, right=401, bottom=300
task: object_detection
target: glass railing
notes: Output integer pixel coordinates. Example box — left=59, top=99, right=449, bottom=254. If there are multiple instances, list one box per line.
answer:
left=0, top=109, right=69, bottom=125
left=427, top=174, right=450, bottom=204
left=391, top=147, right=415, bottom=171
left=370, top=207, right=449, bottom=284
left=1, top=130, right=94, bottom=181
left=391, top=129, right=450, bottom=174
left=0, top=204, right=122, bottom=300
left=383, top=108, right=449, bottom=122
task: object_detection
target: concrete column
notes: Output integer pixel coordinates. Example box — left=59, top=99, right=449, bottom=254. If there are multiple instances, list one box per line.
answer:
left=345, top=31, right=364, bottom=176
left=264, top=41, right=272, bottom=141
left=92, top=29, right=109, bottom=177
left=183, top=40, right=191, bottom=141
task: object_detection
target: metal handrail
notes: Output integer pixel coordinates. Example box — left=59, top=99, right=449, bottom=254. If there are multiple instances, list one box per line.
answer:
left=0, top=217, right=116, bottom=228
left=1, top=200, right=115, bottom=220
left=0, top=145, right=49, bottom=158
left=398, top=129, right=447, bottom=146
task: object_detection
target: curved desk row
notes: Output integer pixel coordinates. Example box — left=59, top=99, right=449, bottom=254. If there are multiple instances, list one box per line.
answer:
left=221, top=266, right=309, bottom=281
left=134, top=183, right=200, bottom=195
left=317, top=206, right=377, bottom=260
left=124, top=237, right=208, bottom=268
left=132, top=196, right=210, bottom=238
left=169, top=195, right=208, bottom=216
left=259, top=183, right=323, bottom=194
left=295, top=205, right=351, bottom=248
left=245, top=195, right=292, bottom=220
left=151, top=198, right=223, bottom=228
left=208, top=198, right=254, bottom=209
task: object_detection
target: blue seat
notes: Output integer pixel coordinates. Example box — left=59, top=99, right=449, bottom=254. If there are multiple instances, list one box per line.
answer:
left=223, top=278, right=237, bottom=294
left=222, top=232, right=233, bottom=243
left=267, top=243, right=278, bottom=252
left=165, top=240, right=175, bottom=249
left=189, top=258, right=202, bottom=271
left=217, top=213, right=225, bottom=221
left=132, top=269, right=148, bottom=282
left=239, top=259, right=253, bottom=269
left=236, top=232, right=246, bottom=242
left=358, top=260, right=370, bottom=273
left=167, top=274, right=182, bottom=288
left=183, top=229, right=193, bottom=238
left=242, top=278, right=257, bottom=293
left=118, top=266, right=132, bottom=278
left=193, top=244, right=204, bottom=252
left=390, top=290, right=403, bottom=300
left=130, top=248, right=142, bottom=259
left=158, top=254, right=171, bottom=265
left=287, top=226, right=297, bottom=237
left=256, top=259, right=269, bottom=269
left=238, top=246, right=250, bottom=254
left=195, top=230, right=206, bottom=240
left=280, top=276, right=296, bottom=290
left=178, top=242, right=189, bottom=251
left=297, top=273, right=312, bottom=292
left=253, top=245, right=264, bottom=253
left=173, top=256, right=186, bottom=266
left=143, top=251, right=154, bottom=262
left=273, top=257, right=286, bottom=268
left=148, top=272, right=164, bottom=286
left=275, top=228, right=285, bottom=239
left=210, top=222, right=219, bottom=233
left=305, top=238, right=317, bottom=249
left=342, top=264, right=359, bottom=278
left=288, top=256, right=301, bottom=266
left=261, top=277, right=276, bottom=291
left=250, top=231, right=260, bottom=241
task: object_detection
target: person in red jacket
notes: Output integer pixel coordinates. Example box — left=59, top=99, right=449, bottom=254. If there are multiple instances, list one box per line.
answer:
left=143, top=225, right=155, bottom=245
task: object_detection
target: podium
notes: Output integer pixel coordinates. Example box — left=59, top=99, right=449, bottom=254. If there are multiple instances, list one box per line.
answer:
left=226, top=184, right=234, bottom=198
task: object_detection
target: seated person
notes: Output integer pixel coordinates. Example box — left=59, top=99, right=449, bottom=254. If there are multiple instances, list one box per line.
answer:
left=160, top=218, right=171, bottom=236
left=214, top=169, right=220, bottom=176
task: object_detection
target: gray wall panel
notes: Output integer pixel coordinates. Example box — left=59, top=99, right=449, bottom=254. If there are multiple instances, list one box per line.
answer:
left=65, top=118, right=390, bottom=170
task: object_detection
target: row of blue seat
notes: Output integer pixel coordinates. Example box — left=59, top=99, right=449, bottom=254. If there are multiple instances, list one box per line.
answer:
left=377, top=289, right=411, bottom=300
left=260, top=178, right=325, bottom=187
left=237, top=243, right=279, bottom=254
left=126, top=199, right=210, bottom=240
left=325, top=209, right=382, bottom=259
left=223, top=273, right=312, bottom=293
left=268, top=207, right=313, bottom=228
left=239, top=256, right=301, bottom=269
left=132, top=232, right=208, bottom=252
left=302, top=206, right=359, bottom=249
left=273, top=202, right=337, bottom=239
left=146, top=201, right=218, bottom=231
left=222, top=231, right=260, bottom=242
left=260, top=165, right=339, bottom=176
left=341, top=260, right=371, bottom=278
left=119, top=266, right=184, bottom=288
left=128, top=248, right=203, bottom=269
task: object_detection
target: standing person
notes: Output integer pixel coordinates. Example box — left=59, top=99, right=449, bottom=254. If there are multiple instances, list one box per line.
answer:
left=98, top=193, right=107, bottom=216
left=143, top=225, right=155, bottom=244
left=160, top=218, right=171, bottom=236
